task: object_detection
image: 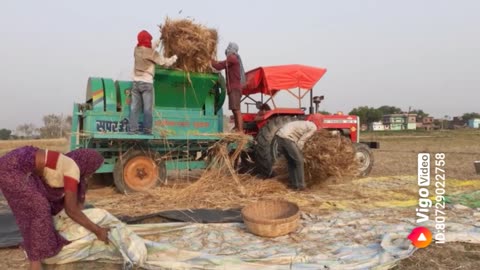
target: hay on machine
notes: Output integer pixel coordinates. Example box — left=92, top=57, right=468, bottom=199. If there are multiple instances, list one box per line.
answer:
left=160, top=17, right=218, bottom=73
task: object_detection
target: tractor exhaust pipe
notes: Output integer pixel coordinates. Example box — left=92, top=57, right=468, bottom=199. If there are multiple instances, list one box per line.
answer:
left=313, top=95, right=324, bottom=113
left=309, top=89, right=314, bottom=114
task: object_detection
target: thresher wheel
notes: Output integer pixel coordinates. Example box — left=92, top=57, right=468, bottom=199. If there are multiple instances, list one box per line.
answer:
left=354, top=143, right=374, bottom=177
left=254, top=116, right=297, bottom=177
left=113, top=150, right=166, bottom=193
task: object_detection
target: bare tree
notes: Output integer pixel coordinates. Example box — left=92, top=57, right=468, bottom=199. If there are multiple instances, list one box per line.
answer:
left=37, top=114, right=72, bottom=138
left=16, top=123, right=37, bottom=139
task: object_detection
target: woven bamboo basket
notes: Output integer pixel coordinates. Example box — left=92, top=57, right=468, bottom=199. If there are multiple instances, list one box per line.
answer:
left=241, top=200, right=300, bottom=238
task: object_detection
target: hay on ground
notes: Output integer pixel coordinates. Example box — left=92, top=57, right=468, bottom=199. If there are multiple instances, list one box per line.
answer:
left=173, top=132, right=288, bottom=205
left=160, top=18, right=218, bottom=73
left=102, top=132, right=288, bottom=213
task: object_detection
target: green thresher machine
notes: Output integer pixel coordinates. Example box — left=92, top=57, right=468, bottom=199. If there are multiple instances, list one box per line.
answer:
left=71, top=64, right=377, bottom=193
left=70, top=67, right=227, bottom=193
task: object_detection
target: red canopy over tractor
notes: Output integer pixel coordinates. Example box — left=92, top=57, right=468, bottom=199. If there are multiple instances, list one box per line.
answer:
left=242, top=64, right=327, bottom=96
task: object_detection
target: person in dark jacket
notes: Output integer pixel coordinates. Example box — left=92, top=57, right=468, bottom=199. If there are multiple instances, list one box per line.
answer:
left=212, top=42, right=246, bottom=132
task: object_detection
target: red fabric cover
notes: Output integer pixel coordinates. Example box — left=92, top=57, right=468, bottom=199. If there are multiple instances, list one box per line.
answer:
left=242, top=64, right=327, bottom=96
left=63, top=176, right=78, bottom=192
left=45, top=150, right=79, bottom=192
left=137, top=30, right=152, bottom=48
left=45, top=151, right=60, bottom=169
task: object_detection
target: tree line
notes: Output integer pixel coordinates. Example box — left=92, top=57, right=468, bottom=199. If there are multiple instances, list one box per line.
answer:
left=348, top=106, right=480, bottom=125
left=1, top=109, right=479, bottom=140
left=0, top=114, right=72, bottom=140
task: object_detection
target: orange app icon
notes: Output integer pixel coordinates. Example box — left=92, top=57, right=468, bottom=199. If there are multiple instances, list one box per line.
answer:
left=408, top=227, right=433, bottom=248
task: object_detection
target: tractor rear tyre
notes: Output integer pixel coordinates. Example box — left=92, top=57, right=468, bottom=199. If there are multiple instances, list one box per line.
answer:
left=113, top=150, right=166, bottom=193
left=254, top=116, right=297, bottom=177
left=354, top=143, right=374, bottom=177
left=233, top=149, right=256, bottom=174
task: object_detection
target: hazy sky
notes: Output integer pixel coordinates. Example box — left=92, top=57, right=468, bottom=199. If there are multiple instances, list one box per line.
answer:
left=1, top=0, right=479, bottom=130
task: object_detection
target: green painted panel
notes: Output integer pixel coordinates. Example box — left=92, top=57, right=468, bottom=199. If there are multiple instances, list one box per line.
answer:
left=69, top=103, right=80, bottom=150
left=103, top=79, right=117, bottom=112
left=152, top=108, right=221, bottom=136
left=83, top=111, right=129, bottom=133
left=96, top=160, right=207, bottom=173
left=217, top=108, right=224, bottom=131
left=86, top=77, right=105, bottom=111
left=166, top=160, right=207, bottom=170
left=153, top=68, right=220, bottom=109
left=97, top=163, right=115, bottom=173
left=116, top=81, right=133, bottom=113
left=81, top=109, right=222, bottom=138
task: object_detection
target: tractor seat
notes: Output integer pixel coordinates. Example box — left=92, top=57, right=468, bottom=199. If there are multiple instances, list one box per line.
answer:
left=242, top=113, right=257, bottom=123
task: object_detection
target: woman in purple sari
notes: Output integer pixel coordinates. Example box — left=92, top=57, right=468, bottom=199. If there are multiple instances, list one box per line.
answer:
left=0, top=146, right=109, bottom=270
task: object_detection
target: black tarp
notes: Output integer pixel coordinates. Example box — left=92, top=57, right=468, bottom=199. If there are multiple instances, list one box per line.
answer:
left=0, top=207, right=243, bottom=248
left=118, top=208, right=243, bottom=224
left=0, top=211, right=22, bottom=248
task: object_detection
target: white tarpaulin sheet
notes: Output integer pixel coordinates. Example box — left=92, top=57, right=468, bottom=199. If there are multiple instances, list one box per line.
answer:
left=42, top=207, right=480, bottom=270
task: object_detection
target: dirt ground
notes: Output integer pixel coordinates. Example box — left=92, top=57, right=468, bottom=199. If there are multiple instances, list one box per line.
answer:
left=392, top=242, right=480, bottom=270
left=1, top=130, right=480, bottom=269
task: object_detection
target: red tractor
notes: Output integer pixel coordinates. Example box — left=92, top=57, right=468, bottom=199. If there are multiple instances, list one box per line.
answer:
left=238, top=64, right=378, bottom=177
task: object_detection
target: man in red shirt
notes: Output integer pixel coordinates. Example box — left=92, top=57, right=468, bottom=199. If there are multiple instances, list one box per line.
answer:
left=212, top=42, right=245, bottom=132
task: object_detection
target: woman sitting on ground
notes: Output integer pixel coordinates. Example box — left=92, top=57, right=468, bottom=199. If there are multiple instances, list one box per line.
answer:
left=0, top=147, right=107, bottom=270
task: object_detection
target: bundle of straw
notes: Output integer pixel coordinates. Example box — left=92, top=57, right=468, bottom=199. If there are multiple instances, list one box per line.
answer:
left=160, top=18, right=218, bottom=73
left=274, top=130, right=359, bottom=187
left=303, top=130, right=358, bottom=185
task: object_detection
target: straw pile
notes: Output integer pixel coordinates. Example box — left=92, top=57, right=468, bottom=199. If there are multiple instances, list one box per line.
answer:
left=160, top=18, right=218, bottom=73
left=90, top=132, right=290, bottom=216
left=303, top=130, right=358, bottom=185
left=88, top=133, right=357, bottom=218
left=274, top=130, right=358, bottom=187
left=173, top=132, right=289, bottom=205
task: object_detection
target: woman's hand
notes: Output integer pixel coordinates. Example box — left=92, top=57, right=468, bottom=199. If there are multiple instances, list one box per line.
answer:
left=94, top=226, right=110, bottom=244
left=65, top=190, right=111, bottom=245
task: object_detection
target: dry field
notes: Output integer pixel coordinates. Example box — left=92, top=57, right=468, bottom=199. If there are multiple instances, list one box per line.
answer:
left=0, top=138, right=69, bottom=157
left=1, top=129, right=480, bottom=269
left=365, top=129, right=480, bottom=179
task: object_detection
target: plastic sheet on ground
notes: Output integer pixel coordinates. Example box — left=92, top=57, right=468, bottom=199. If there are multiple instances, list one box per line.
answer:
left=43, top=208, right=480, bottom=270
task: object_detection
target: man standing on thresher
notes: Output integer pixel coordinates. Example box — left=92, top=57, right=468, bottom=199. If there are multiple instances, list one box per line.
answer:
left=275, top=120, right=318, bottom=190
left=129, top=30, right=178, bottom=135
left=211, top=42, right=246, bottom=132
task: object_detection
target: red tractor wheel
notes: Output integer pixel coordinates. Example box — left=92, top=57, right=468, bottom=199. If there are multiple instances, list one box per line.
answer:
left=354, top=143, right=374, bottom=177
left=113, top=150, right=166, bottom=193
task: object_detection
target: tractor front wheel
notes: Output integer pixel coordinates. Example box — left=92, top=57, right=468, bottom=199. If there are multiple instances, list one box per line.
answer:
left=113, top=150, right=166, bottom=193
left=354, top=143, right=374, bottom=177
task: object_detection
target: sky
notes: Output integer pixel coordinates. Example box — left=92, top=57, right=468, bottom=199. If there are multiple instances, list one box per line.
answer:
left=0, top=0, right=479, bottom=130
